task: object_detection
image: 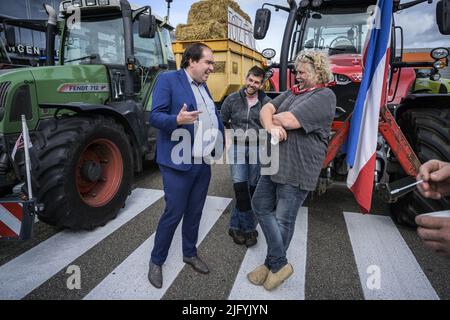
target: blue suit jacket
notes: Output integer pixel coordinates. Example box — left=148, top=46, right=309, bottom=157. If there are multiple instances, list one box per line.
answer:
left=150, top=69, right=224, bottom=171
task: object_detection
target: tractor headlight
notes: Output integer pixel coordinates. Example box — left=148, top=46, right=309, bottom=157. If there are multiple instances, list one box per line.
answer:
left=98, top=0, right=110, bottom=5
left=86, top=0, right=96, bottom=6
left=72, top=0, right=82, bottom=7
left=262, top=48, right=276, bottom=60
left=431, top=47, right=449, bottom=59
left=431, top=72, right=441, bottom=81
left=299, top=0, right=310, bottom=8
left=433, top=60, right=446, bottom=69
left=334, top=74, right=351, bottom=85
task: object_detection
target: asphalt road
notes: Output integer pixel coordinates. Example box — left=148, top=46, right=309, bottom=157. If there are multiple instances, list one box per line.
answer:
left=0, top=162, right=449, bottom=300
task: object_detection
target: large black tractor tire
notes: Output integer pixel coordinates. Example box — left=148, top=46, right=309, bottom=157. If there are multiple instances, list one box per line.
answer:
left=391, top=108, right=450, bottom=227
left=30, top=115, right=133, bottom=230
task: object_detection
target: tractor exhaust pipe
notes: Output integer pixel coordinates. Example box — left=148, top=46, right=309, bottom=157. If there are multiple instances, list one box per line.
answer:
left=279, top=1, right=297, bottom=91
left=44, top=4, right=57, bottom=66
left=120, top=0, right=135, bottom=100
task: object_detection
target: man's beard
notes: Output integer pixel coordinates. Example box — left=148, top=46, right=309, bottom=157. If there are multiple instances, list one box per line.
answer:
left=245, top=87, right=258, bottom=96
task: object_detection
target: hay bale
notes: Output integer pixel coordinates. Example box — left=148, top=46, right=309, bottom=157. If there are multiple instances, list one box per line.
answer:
left=187, top=0, right=252, bottom=25
left=176, top=21, right=227, bottom=41
left=175, top=0, right=252, bottom=41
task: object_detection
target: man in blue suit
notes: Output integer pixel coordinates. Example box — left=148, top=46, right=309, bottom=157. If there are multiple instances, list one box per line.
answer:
left=148, top=43, right=224, bottom=289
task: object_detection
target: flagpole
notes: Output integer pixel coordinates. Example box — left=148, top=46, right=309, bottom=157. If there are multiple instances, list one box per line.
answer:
left=21, top=115, right=33, bottom=200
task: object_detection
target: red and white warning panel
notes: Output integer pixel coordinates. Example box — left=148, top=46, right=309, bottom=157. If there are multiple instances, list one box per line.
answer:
left=0, top=198, right=35, bottom=240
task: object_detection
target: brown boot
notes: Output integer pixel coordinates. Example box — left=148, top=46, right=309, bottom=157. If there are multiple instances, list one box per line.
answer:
left=247, top=265, right=269, bottom=286
left=263, top=263, right=293, bottom=291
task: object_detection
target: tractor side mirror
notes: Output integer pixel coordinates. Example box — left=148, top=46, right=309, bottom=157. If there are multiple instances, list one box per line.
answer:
left=437, top=0, right=450, bottom=34
left=5, top=26, right=16, bottom=47
left=139, top=14, right=156, bottom=39
left=254, top=8, right=271, bottom=40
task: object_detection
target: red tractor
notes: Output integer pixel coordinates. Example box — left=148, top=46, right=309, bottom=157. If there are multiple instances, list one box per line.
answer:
left=255, top=0, right=450, bottom=226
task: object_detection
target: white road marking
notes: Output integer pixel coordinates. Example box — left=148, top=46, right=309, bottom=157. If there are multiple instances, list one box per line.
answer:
left=84, top=196, right=232, bottom=300
left=228, top=207, right=308, bottom=300
left=0, top=188, right=164, bottom=300
left=344, top=212, right=439, bottom=300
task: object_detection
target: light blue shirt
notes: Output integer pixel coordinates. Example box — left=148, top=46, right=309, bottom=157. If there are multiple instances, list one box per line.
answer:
left=184, top=70, right=219, bottom=158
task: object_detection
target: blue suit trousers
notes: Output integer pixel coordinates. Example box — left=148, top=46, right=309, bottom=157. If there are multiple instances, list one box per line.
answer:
left=151, top=163, right=211, bottom=266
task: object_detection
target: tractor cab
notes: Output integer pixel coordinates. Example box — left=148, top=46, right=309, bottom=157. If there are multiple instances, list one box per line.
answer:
left=297, top=5, right=372, bottom=57
left=58, top=0, right=175, bottom=102
left=254, top=0, right=377, bottom=114
left=294, top=3, right=375, bottom=114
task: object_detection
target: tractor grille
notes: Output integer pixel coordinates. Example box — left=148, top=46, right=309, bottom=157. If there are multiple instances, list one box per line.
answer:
left=10, top=84, right=32, bottom=121
left=0, top=81, right=11, bottom=109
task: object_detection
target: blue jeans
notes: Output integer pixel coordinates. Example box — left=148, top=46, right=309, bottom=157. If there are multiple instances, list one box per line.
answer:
left=252, top=175, right=309, bottom=272
left=229, top=144, right=260, bottom=233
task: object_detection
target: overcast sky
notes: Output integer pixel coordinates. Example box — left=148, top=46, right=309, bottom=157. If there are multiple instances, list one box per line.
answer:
left=133, top=0, right=448, bottom=61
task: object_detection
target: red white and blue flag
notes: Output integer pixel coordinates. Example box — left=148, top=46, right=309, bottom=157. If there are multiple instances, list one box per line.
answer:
left=346, top=0, right=392, bottom=213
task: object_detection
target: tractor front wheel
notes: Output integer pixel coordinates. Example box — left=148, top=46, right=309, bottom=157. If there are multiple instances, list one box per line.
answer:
left=31, top=115, right=133, bottom=230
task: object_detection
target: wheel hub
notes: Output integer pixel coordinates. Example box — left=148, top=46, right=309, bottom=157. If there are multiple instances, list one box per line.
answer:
left=80, top=160, right=102, bottom=182
left=76, top=138, right=124, bottom=207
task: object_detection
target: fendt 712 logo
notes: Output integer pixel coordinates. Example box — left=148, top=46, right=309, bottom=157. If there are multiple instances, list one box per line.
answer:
left=57, top=83, right=109, bottom=93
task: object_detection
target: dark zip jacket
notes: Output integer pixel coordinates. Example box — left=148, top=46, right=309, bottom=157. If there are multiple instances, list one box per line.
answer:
left=220, top=88, right=271, bottom=132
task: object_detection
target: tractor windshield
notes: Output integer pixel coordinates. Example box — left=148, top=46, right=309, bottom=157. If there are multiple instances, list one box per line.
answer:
left=63, top=15, right=125, bottom=65
left=297, top=6, right=373, bottom=58
left=63, top=14, right=166, bottom=68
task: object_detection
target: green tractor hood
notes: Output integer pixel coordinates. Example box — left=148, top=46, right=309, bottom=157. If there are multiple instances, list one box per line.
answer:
left=0, top=65, right=110, bottom=133
left=30, top=65, right=110, bottom=106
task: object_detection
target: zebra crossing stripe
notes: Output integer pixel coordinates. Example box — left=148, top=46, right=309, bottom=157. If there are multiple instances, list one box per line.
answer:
left=228, top=207, right=308, bottom=300
left=84, top=196, right=232, bottom=300
left=0, top=188, right=164, bottom=300
left=344, top=212, right=439, bottom=300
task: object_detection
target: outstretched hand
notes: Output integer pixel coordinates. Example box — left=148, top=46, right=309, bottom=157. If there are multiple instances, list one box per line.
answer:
left=176, top=104, right=202, bottom=125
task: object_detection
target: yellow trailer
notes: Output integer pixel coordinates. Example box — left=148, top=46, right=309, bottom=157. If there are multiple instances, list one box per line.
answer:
left=172, top=39, right=267, bottom=106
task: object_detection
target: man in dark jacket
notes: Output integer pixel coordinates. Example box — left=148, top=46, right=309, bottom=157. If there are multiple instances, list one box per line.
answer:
left=220, top=66, right=271, bottom=247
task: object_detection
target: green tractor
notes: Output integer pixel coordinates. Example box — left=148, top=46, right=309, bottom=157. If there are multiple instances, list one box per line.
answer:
left=0, top=0, right=175, bottom=231
left=412, top=68, right=450, bottom=94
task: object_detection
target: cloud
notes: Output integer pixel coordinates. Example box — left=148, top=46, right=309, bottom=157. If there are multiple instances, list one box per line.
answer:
left=395, top=2, right=448, bottom=48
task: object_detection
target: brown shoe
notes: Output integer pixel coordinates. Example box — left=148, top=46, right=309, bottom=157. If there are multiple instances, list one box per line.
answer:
left=263, top=263, right=293, bottom=291
left=247, top=265, right=269, bottom=286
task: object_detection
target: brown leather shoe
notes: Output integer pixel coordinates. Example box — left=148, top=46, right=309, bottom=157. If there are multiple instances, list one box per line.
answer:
left=247, top=265, right=269, bottom=286
left=263, top=263, right=293, bottom=291
left=183, top=255, right=210, bottom=274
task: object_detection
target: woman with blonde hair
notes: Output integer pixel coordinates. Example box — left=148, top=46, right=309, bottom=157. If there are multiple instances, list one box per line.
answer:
left=247, top=50, right=336, bottom=291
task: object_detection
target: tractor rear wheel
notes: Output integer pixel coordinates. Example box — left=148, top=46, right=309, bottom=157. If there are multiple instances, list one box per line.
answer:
left=30, top=115, right=133, bottom=230
left=391, top=108, right=450, bottom=227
